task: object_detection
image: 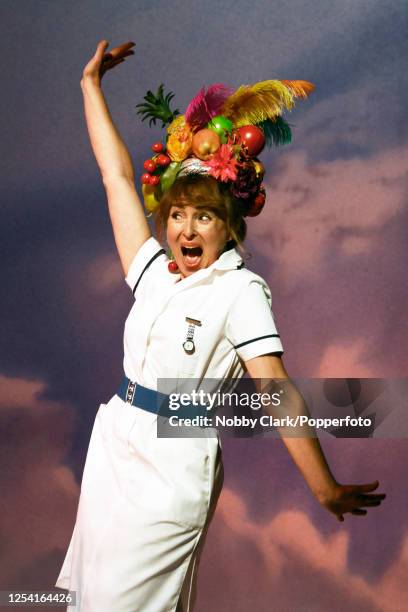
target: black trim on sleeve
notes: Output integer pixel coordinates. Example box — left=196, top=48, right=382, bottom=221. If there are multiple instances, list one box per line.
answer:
left=234, top=333, right=280, bottom=350
left=132, top=249, right=166, bottom=296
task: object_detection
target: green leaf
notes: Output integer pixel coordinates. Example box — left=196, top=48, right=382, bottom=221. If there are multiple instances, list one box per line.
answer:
left=135, top=84, right=180, bottom=127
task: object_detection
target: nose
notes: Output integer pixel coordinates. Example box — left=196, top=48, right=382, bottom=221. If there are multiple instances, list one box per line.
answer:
left=182, top=216, right=197, bottom=239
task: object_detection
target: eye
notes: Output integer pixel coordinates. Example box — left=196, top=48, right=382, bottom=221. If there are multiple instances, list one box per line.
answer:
left=198, top=211, right=211, bottom=221
left=170, top=210, right=183, bottom=219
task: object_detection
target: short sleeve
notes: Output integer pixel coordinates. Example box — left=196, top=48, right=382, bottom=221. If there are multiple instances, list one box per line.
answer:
left=226, top=280, right=284, bottom=361
left=125, top=236, right=166, bottom=296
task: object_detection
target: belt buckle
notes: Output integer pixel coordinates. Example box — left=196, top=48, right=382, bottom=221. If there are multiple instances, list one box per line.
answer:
left=126, top=379, right=136, bottom=404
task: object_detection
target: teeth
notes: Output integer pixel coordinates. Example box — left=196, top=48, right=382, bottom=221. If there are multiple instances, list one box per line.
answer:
left=182, top=246, right=202, bottom=255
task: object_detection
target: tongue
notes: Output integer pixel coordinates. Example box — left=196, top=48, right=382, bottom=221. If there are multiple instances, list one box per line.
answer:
left=185, top=254, right=200, bottom=266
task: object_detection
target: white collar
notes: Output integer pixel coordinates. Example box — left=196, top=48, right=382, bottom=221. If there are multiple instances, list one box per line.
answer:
left=212, top=247, right=244, bottom=271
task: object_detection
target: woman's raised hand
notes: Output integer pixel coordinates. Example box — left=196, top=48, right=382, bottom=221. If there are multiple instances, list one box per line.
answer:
left=81, top=40, right=135, bottom=87
left=321, top=480, right=386, bottom=522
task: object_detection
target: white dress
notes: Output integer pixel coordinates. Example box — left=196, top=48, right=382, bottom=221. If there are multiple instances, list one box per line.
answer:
left=55, top=237, right=283, bottom=611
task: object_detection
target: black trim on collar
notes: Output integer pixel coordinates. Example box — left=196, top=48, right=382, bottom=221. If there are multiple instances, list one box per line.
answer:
left=132, top=249, right=166, bottom=296
left=234, top=333, right=280, bottom=350
left=236, top=262, right=245, bottom=269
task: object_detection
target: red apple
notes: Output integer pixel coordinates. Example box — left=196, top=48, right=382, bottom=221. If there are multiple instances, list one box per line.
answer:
left=236, top=125, right=266, bottom=156
left=191, top=129, right=221, bottom=160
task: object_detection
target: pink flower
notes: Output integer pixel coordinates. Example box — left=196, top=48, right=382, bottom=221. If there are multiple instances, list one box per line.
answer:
left=204, top=144, right=239, bottom=182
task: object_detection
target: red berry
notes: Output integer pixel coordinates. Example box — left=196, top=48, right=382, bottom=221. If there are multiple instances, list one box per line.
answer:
left=156, top=153, right=171, bottom=167
left=168, top=261, right=179, bottom=273
left=149, top=175, right=160, bottom=186
left=152, top=142, right=164, bottom=153
left=143, top=159, right=157, bottom=172
left=141, top=173, right=151, bottom=184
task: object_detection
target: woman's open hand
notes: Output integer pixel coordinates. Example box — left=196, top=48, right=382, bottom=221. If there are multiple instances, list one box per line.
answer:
left=321, top=480, right=386, bottom=522
left=81, top=40, right=135, bottom=87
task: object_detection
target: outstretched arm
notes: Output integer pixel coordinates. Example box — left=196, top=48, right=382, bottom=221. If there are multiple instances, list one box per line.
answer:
left=80, top=40, right=151, bottom=275
left=245, top=354, right=386, bottom=522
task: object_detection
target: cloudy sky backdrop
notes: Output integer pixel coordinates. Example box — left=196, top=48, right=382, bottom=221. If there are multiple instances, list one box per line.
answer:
left=1, top=1, right=407, bottom=610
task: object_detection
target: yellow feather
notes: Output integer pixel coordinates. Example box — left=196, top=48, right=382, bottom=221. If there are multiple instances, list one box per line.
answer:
left=281, top=80, right=316, bottom=98
left=221, top=80, right=292, bottom=127
left=221, top=79, right=315, bottom=127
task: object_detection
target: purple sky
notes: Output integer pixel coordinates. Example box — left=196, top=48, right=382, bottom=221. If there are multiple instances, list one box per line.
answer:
left=1, top=1, right=407, bottom=610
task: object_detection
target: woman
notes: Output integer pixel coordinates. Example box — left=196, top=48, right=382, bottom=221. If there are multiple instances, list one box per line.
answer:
left=55, top=41, right=386, bottom=611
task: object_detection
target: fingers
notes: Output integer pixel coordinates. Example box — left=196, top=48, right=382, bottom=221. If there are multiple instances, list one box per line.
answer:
left=108, top=58, right=125, bottom=68
left=105, top=42, right=135, bottom=59
left=99, top=57, right=126, bottom=78
left=359, top=480, right=380, bottom=492
left=354, top=481, right=386, bottom=504
left=102, top=58, right=125, bottom=68
left=120, top=50, right=135, bottom=59
left=111, top=41, right=135, bottom=54
left=95, top=40, right=110, bottom=58
left=93, top=40, right=135, bottom=66
left=361, top=492, right=386, bottom=499
left=106, top=50, right=134, bottom=63
left=362, top=500, right=383, bottom=507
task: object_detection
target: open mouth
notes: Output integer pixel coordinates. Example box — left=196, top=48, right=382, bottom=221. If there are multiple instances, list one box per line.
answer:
left=181, top=245, right=203, bottom=267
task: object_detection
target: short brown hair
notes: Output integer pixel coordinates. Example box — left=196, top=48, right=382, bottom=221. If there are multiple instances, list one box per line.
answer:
left=154, top=174, right=247, bottom=250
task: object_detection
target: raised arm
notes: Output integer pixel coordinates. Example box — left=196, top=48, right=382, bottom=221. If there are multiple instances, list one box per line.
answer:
left=80, top=40, right=151, bottom=276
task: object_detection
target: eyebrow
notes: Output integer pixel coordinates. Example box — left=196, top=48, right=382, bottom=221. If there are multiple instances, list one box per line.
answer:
left=170, top=204, right=216, bottom=212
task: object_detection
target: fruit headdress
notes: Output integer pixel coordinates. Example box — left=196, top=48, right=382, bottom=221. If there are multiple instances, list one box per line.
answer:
left=136, top=80, right=315, bottom=217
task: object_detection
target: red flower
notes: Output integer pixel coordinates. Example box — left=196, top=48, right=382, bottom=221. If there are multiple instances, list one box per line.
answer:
left=204, top=144, right=239, bottom=182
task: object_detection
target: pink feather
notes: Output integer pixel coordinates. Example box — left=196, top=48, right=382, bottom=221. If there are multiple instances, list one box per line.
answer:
left=205, top=83, right=234, bottom=117
left=185, top=83, right=233, bottom=129
left=185, top=87, right=206, bottom=126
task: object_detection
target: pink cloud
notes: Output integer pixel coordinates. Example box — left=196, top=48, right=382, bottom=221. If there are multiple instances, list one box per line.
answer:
left=316, top=339, right=374, bottom=377
left=0, top=374, right=79, bottom=585
left=196, top=487, right=407, bottom=612
left=0, top=375, right=73, bottom=414
left=252, top=146, right=408, bottom=281
left=377, top=537, right=408, bottom=609
left=86, top=252, right=124, bottom=296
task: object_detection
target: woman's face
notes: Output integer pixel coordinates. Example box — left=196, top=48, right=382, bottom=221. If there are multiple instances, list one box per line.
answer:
left=166, top=204, right=230, bottom=278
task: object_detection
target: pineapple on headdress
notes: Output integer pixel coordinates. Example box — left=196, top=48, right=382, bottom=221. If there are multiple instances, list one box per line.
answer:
left=135, top=84, right=180, bottom=128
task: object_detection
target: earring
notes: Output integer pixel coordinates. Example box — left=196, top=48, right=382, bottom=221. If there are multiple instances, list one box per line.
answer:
left=167, top=249, right=179, bottom=273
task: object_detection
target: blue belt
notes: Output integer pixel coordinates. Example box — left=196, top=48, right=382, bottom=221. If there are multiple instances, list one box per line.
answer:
left=117, top=376, right=209, bottom=419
